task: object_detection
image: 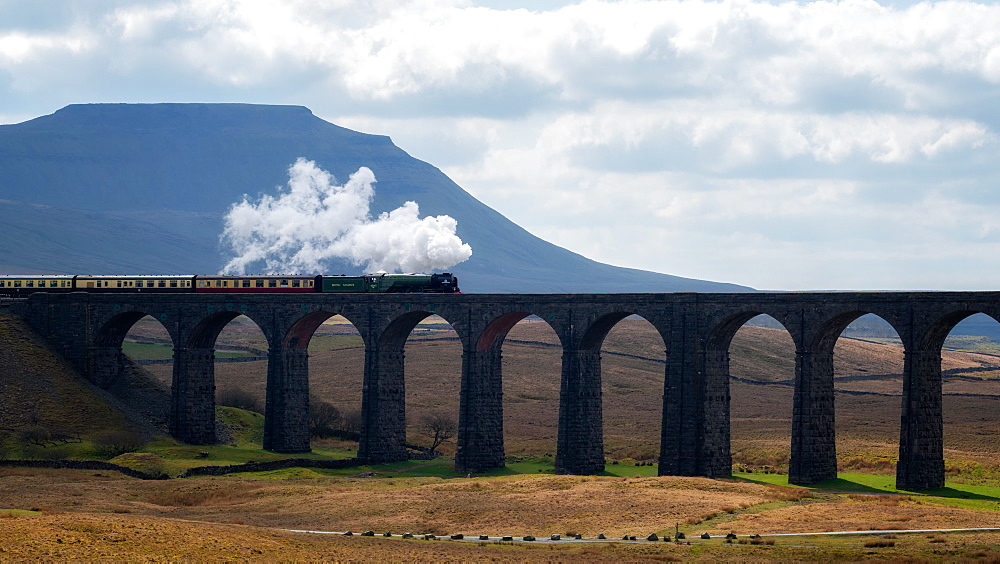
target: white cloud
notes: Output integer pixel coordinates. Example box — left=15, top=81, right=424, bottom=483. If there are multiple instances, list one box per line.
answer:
left=2, top=0, right=1000, bottom=289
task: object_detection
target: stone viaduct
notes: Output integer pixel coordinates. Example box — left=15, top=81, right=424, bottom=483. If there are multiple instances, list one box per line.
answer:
left=11, top=290, right=1000, bottom=491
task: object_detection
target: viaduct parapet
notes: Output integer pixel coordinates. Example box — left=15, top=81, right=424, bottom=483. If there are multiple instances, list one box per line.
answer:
left=12, top=290, right=1000, bottom=491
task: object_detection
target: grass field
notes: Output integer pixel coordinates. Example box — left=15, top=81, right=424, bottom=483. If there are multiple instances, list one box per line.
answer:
left=1, top=461, right=999, bottom=560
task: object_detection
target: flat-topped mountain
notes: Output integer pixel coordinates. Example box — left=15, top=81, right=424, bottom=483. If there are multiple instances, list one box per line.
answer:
left=0, top=103, right=750, bottom=292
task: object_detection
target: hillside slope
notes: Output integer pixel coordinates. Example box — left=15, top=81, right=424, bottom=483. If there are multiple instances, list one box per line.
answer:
left=0, top=313, right=126, bottom=437
left=0, top=103, right=749, bottom=293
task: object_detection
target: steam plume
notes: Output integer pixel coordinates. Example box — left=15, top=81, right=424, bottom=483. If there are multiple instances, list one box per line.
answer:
left=220, top=158, right=472, bottom=274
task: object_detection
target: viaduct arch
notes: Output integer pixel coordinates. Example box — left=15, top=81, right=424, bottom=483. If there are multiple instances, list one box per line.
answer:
left=12, top=290, right=1000, bottom=491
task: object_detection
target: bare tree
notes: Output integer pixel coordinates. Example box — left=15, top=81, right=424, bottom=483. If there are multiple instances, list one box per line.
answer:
left=16, top=425, right=51, bottom=447
left=340, top=409, right=362, bottom=435
left=421, top=413, right=457, bottom=453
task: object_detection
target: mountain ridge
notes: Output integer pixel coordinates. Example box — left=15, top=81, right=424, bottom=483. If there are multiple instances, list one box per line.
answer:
left=0, top=103, right=751, bottom=293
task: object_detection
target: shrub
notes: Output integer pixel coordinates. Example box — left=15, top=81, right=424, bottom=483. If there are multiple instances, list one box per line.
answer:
left=217, top=388, right=264, bottom=414
left=35, top=446, right=70, bottom=460
left=309, top=397, right=342, bottom=438
left=93, top=430, right=147, bottom=457
left=864, top=540, right=895, bottom=548
left=0, top=432, right=11, bottom=460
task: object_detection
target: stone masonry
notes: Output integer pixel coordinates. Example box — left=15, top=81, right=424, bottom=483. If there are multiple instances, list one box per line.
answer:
left=13, top=290, right=1000, bottom=491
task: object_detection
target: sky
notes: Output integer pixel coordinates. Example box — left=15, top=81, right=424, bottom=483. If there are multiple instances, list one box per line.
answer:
left=2, top=0, right=999, bottom=291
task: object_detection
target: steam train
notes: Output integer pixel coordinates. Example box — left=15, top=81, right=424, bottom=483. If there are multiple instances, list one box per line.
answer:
left=0, top=272, right=460, bottom=296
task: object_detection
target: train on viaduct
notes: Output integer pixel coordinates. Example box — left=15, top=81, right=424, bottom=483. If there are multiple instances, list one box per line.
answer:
left=10, top=290, right=999, bottom=491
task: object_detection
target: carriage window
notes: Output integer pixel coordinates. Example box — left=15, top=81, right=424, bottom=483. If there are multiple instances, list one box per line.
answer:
left=242, top=279, right=251, bottom=288
left=170, top=280, right=178, bottom=288
left=256, top=279, right=264, bottom=288
left=292, top=280, right=300, bottom=288
left=157, top=280, right=165, bottom=287
left=268, top=279, right=277, bottom=288
left=50, top=281, right=58, bottom=287
left=280, top=279, right=289, bottom=287
left=26, top=281, right=34, bottom=287
left=13, top=281, right=21, bottom=288
left=198, top=281, right=206, bottom=288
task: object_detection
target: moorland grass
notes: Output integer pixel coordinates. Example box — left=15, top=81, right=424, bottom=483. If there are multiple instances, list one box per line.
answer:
left=121, top=341, right=251, bottom=361
left=307, top=334, right=364, bottom=353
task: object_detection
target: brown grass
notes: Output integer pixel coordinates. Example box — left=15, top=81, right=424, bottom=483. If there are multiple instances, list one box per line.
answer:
left=145, top=483, right=262, bottom=507
left=848, top=494, right=913, bottom=506
left=702, top=498, right=1000, bottom=535
left=0, top=470, right=803, bottom=537
left=0, top=468, right=999, bottom=560
left=864, top=539, right=895, bottom=547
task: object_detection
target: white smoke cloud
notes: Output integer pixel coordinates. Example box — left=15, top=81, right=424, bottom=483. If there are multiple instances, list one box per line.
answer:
left=220, top=158, right=472, bottom=274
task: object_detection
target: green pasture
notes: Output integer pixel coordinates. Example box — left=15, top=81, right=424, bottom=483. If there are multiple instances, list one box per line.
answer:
left=0, top=509, right=40, bottom=517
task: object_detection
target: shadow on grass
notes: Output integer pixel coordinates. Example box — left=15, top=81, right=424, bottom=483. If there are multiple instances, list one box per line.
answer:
left=922, top=486, right=1000, bottom=502
left=733, top=473, right=896, bottom=493
left=733, top=472, right=1000, bottom=502
left=808, top=477, right=896, bottom=494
